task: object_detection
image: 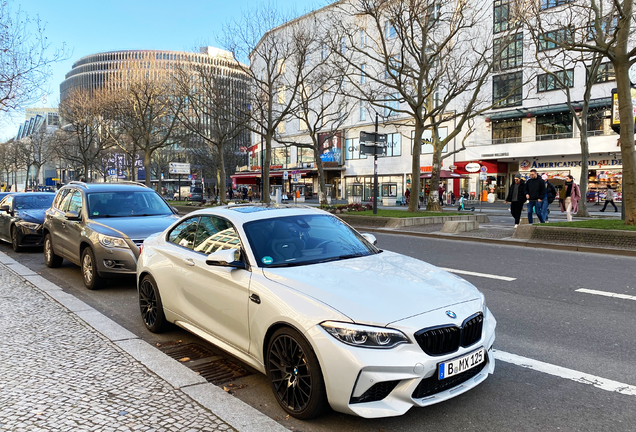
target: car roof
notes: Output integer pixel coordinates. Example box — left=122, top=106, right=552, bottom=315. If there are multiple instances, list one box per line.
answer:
left=11, top=192, right=55, bottom=197
left=185, top=204, right=329, bottom=223
left=60, top=182, right=153, bottom=193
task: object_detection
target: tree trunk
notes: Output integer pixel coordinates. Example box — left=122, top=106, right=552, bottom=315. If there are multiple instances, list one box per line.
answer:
left=614, top=60, right=636, bottom=224
left=426, top=142, right=443, bottom=211
left=576, top=124, right=590, bottom=217
left=218, top=143, right=226, bottom=205
left=409, top=117, right=424, bottom=213
left=314, top=146, right=328, bottom=206
left=144, top=151, right=152, bottom=187
left=263, top=132, right=272, bottom=203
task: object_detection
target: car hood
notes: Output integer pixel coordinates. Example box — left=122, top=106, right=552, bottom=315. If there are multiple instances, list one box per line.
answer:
left=87, top=214, right=179, bottom=239
left=262, top=251, right=482, bottom=326
left=16, top=209, right=46, bottom=224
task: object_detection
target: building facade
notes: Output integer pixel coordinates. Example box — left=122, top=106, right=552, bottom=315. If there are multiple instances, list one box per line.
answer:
left=242, top=0, right=623, bottom=204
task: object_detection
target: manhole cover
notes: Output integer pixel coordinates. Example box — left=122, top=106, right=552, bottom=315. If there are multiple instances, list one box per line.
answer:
left=159, top=343, right=215, bottom=361
left=192, top=359, right=250, bottom=384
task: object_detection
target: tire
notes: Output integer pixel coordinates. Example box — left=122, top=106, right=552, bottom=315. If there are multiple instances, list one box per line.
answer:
left=266, top=327, right=328, bottom=420
left=44, top=233, right=63, bottom=268
left=81, top=247, right=105, bottom=290
left=11, top=226, right=23, bottom=252
left=138, top=274, right=168, bottom=333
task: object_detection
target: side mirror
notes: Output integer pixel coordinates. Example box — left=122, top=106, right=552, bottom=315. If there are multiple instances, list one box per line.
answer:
left=0, top=205, right=9, bottom=212
left=205, top=248, right=246, bottom=269
left=64, top=210, right=81, bottom=221
left=361, top=233, right=377, bottom=246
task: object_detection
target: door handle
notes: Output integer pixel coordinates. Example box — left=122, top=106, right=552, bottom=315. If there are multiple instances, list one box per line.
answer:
left=184, top=258, right=195, bottom=266
left=61, top=222, right=66, bottom=228
left=249, top=293, right=261, bottom=304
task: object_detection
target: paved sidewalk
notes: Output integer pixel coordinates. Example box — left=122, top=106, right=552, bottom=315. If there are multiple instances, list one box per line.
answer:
left=0, top=255, right=287, bottom=432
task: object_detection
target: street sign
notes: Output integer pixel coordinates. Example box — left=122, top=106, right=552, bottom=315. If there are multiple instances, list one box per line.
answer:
left=283, top=171, right=288, bottom=180
left=480, top=166, right=488, bottom=173
left=169, top=162, right=190, bottom=175
left=360, top=143, right=387, bottom=156
left=479, top=172, right=488, bottom=180
left=360, top=131, right=388, bottom=144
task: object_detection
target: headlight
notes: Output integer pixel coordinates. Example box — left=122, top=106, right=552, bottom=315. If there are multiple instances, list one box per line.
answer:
left=98, top=234, right=129, bottom=249
left=320, top=321, right=410, bottom=349
left=21, top=222, right=41, bottom=230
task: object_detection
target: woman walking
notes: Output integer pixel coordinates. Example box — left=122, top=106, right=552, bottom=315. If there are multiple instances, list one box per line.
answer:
left=599, top=185, right=618, bottom=212
left=559, top=175, right=581, bottom=222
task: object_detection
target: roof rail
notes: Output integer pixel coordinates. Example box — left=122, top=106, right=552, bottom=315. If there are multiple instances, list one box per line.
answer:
left=68, top=181, right=89, bottom=189
left=113, top=181, right=149, bottom=188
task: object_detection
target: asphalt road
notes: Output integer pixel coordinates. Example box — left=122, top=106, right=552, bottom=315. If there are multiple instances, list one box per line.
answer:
left=2, top=234, right=635, bottom=432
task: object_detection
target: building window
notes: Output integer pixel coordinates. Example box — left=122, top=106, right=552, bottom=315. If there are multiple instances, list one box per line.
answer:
left=345, top=138, right=367, bottom=160
left=493, top=0, right=520, bottom=34
left=537, top=69, right=574, bottom=92
left=492, top=119, right=522, bottom=143
left=537, top=28, right=573, bottom=51
left=321, top=44, right=328, bottom=61
left=384, top=21, right=396, bottom=39
left=385, top=133, right=402, bottom=157
left=360, top=64, right=367, bottom=84
left=384, top=93, right=399, bottom=117
left=340, top=37, right=346, bottom=54
left=277, top=85, right=286, bottom=104
left=587, top=108, right=607, bottom=132
left=540, top=0, right=574, bottom=10
left=494, top=33, right=523, bottom=71
left=277, top=121, right=286, bottom=134
left=588, top=62, right=615, bottom=83
left=297, top=147, right=313, bottom=163
left=536, top=112, right=573, bottom=139
left=359, top=100, right=366, bottom=121
left=298, top=118, right=307, bottom=131
left=385, top=55, right=402, bottom=78
left=493, top=72, right=523, bottom=107
left=360, top=29, right=367, bottom=46
left=416, top=128, right=449, bottom=154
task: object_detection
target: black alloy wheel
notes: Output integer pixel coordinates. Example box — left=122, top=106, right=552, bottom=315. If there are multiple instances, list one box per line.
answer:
left=44, top=233, right=63, bottom=268
left=81, top=247, right=104, bottom=290
left=266, top=327, right=328, bottom=419
left=11, top=226, right=23, bottom=252
left=139, top=274, right=167, bottom=333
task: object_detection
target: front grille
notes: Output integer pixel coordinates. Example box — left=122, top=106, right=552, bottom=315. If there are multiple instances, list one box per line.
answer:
left=350, top=380, right=400, bottom=404
left=411, top=360, right=487, bottom=399
left=414, top=312, right=484, bottom=356
left=131, top=239, right=144, bottom=247
left=21, top=234, right=43, bottom=245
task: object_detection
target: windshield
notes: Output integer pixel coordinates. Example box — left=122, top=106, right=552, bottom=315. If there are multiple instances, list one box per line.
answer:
left=87, top=191, right=173, bottom=218
left=14, top=194, right=54, bottom=210
left=243, top=214, right=378, bottom=268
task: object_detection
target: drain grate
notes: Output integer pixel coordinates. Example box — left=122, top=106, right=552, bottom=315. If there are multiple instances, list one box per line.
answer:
left=192, top=359, right=250, bottom=384
left=159, top=343, right=215, bottom=361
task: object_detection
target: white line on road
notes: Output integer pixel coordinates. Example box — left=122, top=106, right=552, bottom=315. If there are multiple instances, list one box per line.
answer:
left=576, top=288, right=636, bottom=301
left=494, top=350, right=636, bottom=397
left=439, top=268, right=517, bottom=282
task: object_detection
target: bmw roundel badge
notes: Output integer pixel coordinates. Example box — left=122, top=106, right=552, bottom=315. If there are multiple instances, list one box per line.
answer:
left=446, top=310, right=457, bottom=319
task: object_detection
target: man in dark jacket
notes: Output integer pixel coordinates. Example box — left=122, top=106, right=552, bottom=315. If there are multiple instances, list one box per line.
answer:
left=524, top=169, right=546, bottom=223
left=505, top=174, right=526, bottom=227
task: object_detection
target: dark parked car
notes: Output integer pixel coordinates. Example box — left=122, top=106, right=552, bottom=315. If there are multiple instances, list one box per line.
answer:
left=0, top=191, right=14, bottom=201
left=0, top=192, right=55, bottom=251
left=43, top=181, right=180, bottom=290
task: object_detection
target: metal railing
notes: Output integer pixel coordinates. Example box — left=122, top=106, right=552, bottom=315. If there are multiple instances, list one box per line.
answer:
left=471, top=129, right=616, bottom=146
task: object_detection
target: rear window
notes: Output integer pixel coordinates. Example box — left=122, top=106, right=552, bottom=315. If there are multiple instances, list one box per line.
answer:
left=190, top=187, right=203, bottom=193
left=14, top=194, right=55, bottom=210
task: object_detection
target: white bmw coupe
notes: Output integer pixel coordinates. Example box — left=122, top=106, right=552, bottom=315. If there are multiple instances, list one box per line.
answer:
left=137, top=204, right=496, bottom=419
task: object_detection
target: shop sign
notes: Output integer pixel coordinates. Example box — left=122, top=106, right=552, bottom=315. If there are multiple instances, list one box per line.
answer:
left=270, top=165, right=283, bottom=169
left=465, top=162, right=481, bottom=172
left=251, top=166, right=261, bottom=171
left=520, top=158, right=623, bottom=170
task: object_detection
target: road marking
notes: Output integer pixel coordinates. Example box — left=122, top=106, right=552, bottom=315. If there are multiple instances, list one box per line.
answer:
left=440, top=268, right=516, bottom=282
left=576, top=288, right=636, bottom=301
left=494, top=350, right=636, bottom=397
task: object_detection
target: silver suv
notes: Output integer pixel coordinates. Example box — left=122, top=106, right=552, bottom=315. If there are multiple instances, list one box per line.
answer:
left=43, top=181, right=180, bottom=289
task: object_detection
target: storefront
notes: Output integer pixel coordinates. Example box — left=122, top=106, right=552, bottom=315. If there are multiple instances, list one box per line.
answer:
left=345, top=175, right=405, bottom=202
left=454, top=161, right=509, bottom=200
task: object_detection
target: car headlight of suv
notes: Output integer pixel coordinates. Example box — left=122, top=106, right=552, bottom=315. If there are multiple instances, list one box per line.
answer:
left=20, top=222, right=41, bottom=230
left=320, top=321, right=411, bottom=349
left=98, top=234, right=129, bottom=249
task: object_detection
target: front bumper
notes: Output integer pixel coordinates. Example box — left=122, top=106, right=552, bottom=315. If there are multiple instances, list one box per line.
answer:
left=93, top=244, right=138, bottom=277
left=16, top=224, right=45, bottom=247
left=306, top=306, right=496, bottom=418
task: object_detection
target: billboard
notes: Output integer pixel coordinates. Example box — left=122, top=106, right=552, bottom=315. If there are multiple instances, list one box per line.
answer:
left=318, top=131, right=343, bottom=164
left=611, top=87, right=636, bottom=133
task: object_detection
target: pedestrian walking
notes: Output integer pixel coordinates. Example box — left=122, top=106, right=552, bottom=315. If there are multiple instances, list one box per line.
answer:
left=540, top=174, right=557, bottom=222
left=404, top=188, right=410, bottom=205
left=438, top=184, right=445, bottom=206
left=505, top=174, right=526, bottom=227
left=450, top=191, right=455, bottom=205
left=559, top=174, right=581, bottom=222
left=599, top=185, right=618, bottom=212
left=524, top=169, right=546, bottom=224
left=248, top=188, right=253, bottom=202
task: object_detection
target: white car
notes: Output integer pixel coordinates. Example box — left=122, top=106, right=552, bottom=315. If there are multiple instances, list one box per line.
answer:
left=137, top=205, right=496, bottom=419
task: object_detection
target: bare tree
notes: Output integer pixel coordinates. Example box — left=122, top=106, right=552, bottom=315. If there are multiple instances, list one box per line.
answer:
left=330, top=0, right=512, bottom=212
left=27, top=126, right=56, bottom=188
left=173, top=57, right=249, bottom=203
left=56, top=89, right=109, bottom=181
left=222, top=3, right=307, bottom=203
left=0, top=1, right=68, bottom=115
left=522, top=0, right=636, bottom=223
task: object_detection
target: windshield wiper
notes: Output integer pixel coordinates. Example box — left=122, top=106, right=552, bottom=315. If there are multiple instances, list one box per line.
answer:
left=266, top=261, right=308, bottom=268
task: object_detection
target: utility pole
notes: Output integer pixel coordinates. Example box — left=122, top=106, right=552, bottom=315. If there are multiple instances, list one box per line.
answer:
left=373, top=113, right=379, bottom=215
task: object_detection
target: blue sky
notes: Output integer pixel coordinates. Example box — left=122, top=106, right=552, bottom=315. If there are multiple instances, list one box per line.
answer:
left=3, top=0, right=321, bottom=139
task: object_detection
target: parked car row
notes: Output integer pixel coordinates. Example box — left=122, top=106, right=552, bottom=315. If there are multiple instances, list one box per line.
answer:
left=0, top=184, right=496, bottom=420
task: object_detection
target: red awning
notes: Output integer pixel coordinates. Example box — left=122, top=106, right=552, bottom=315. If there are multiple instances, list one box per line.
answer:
left=420, top=170, right=468, bottom=179
left=230, top=169, right=312, bottom=179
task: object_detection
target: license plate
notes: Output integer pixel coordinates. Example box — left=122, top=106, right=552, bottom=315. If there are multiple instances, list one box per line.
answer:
left=438, top=348, right=485, bottom=380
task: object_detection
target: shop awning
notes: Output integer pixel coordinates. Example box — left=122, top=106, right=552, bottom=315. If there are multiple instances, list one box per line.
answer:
left=230, top=169, right=312, bottom=179
left=486, top=97, right=612, bottom=121
left=420, top=170, right=468, bottom=179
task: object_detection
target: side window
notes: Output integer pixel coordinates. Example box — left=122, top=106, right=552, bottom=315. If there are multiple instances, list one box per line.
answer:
left=168, top=217, right=199, bottom=250
left=67, top=191, right=84, bottom=216
left=53, top=189, right=70, bottom=209
left=59, top=189, right=75, bottom=212
left=2, top=196, right=12, bottom=209
left=193, top=216, right=242, bottom=256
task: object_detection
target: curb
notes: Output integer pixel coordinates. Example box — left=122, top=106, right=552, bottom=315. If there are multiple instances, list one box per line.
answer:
left=355, top=226, right=636, bottom=257
left=0, top=252, right=288, bottom=432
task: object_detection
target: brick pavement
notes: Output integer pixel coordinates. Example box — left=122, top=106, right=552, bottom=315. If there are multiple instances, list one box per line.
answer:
left=0, top=262, right=241, bottom=432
